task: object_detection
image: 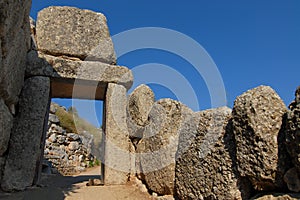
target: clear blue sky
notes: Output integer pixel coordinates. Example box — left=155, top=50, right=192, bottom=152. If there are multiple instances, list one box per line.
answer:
left=30, top=0, right=300, bottom=127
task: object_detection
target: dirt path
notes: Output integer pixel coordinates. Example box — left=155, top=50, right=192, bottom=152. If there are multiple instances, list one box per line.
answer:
left=0, top=166, right=152, bottom=200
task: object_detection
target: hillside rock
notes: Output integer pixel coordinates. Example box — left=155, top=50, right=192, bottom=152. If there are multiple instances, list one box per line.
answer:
left=36, top=6, right=116, bottom=64
left=232, top=86, right=287, bottom=190
left=127, top=84, right=155, bottom=139
left=175, top=107, right=244, bottom=200
left=1, top=76, right=50, bottom=191
left=137, top=99, right=193, bottom=195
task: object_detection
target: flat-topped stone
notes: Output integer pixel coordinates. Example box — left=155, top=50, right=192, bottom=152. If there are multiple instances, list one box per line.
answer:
left=26, top=51, right=133, bottom=100
left=36, top=6, right=116, bottom=64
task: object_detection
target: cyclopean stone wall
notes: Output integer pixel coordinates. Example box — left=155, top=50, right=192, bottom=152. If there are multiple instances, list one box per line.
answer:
left=0, top=0, right=33, bottom=190
left=129, top=85, right=300, bottom=200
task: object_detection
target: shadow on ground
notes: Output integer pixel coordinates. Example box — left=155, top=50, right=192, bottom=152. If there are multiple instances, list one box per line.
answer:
left=0, top=173, right=101, bottom=200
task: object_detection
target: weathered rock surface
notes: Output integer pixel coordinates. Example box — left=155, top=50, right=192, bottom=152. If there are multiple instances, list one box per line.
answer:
left=252, top=193, right=300, bottom=200
left=104, top=83, right=131, bottom=185
left=1, top=76, right=50, bottom=191
left=283, top=167, right=300, bottom=192
left=0, top=99, right=13, bottom=156
left=175, top=107, right=244, bottom=200
left=36, top=6, right=116, bottom=64
left=0, top=0, right=31, bottom=104
left=26, top=52, right=133, bottom=100
left=285, top=87, right=300, bottom=171
left=232, top=86, right=287, bottom=190
left=128, top=84, right=155, bottom=127
left=137, top=99, right=193, bottom=195
left=127, top=84, right=155, bottom=139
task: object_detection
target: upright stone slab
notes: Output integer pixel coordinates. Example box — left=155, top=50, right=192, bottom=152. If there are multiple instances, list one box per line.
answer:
left=232, top=86, right=287, bottom=190
left=104, top=83, right=130, bottom=185
left=0, top=99, right=13, bottom=155
left=1, top=76, right=50, bottom=191
left=137, top=99, right=193, bottom=195
left=175, top=107, right=245, bottom=200
left=36, top=6, right=116, bottom=64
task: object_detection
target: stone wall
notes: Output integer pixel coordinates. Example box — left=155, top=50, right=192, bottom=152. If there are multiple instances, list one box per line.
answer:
left=129, top=85, right=300, bottom=200
left=0, top=0, right=33, bottom=191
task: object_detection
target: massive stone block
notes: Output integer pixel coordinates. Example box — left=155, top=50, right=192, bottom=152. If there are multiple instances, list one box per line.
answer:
left=136, top=99, right=193, bottom=195
left=0, top=99, right=13, bottom=156
left=26, top=52, right=133, bottom=100
left=175, top=107, right=244, bottom=200
left=36, top=6, right=116, bottom=64
left=0, top=0, right=31, bottom=104
left=232, top=86, right=287, bottom=190
left=104, top=83, right=131, bottom=185
left=1, top=76, right=50, bottom=191
left=127, top=84, right=155, bottom=139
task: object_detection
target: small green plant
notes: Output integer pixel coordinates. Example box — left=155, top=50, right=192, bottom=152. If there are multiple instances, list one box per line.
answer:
left=94, top=159, right=100, bottom=166
left=88, top=160, right=94, bottom=168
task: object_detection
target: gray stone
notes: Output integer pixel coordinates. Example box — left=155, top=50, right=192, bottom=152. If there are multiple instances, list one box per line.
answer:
left=36, top=6, right=116, bottom=64
left=286, top=86, right=300, bottom=172
left=128, top=84, right=155, bottom=126
left=1, top=76, right=50, bottom=191
left=39, top=54, right=132, bottom=89
left=28, top=53, right=133, bottom=100
left=175, top=107, right=243, bottom=200
left=104, top=83, right=131, bottom=185
left=25, top=50, right=54, bottom=77
left=0, top=156, right=6, bottom=182
left=67, top=133, right=80, bottom=141
left=127, top=84, right=155, bottom=139
left=57, top=135, right=67, bottom=144
left=283, top=167, right=300, bottom=192
left=0, top=0, right=31, bottom=104
left=48, top=134, right=57, bottom=143
left=49, top=113, right=60, bottom=124
left=0, top=99, right=13, bottom=155
left=137, top=99, right=193, bottom=195
left=232, top=85, right=287, bottom=190
left=68, top=141, right=80, bottom=151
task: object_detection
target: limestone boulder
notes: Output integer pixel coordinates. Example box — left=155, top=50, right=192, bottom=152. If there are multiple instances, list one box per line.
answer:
left=127, top=84, right=155, bottom=139
left=1, top=76, right=50, bottom=191
left=175, top=107, right=245, bottom=200
left=232, top=86, right=287, bottom=190
left=0, top=0, right=31, bottom=104
left=285, top=87, right=300, bottom=171
left=36, top=6, right=116, bottom=64
left=137, top=99, right=193, bottom=195
left=0, top=99, right=13, bottom=156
